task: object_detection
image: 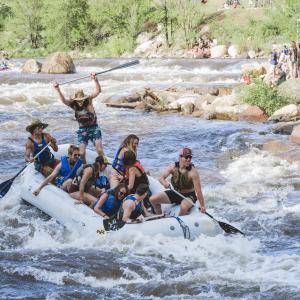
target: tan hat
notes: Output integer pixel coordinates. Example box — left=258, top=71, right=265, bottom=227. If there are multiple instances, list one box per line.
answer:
left=26, top=119, right=48, bottom=133
left=71, top=89, right=89, bottom=102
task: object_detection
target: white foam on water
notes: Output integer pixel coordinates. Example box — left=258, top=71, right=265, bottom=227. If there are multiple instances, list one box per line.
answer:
left=206, top=149, right=300, bottom=212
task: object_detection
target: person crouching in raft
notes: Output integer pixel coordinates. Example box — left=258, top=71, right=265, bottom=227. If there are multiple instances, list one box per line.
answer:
left=70, top=155, right=108, bottom=206
left=53, top=73, right=103, bottom=163
left=33, top=145, right=82, bottom=196
left=150, top=147, right=206, bottom=216
left=93, top=183, right=128, bottom=219
left=118, top=183, right=149, bottom=222
left=24, top=119, right=59, bottom=177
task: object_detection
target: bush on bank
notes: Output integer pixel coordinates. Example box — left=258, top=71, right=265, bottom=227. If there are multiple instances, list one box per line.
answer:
left=237, top=79, right=294, bottom=116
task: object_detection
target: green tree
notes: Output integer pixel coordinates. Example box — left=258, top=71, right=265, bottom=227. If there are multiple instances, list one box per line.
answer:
left=7, top=0, right=45, bottom=49
left=44, top=0, right=89, bottom=50
left=0, top=2, right=11, bottom=32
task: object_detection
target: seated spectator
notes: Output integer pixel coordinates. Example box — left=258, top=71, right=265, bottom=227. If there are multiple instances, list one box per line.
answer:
left=270, top=66, right=286, bottom=87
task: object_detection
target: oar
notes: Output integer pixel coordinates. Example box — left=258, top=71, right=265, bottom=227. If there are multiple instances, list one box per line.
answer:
left=169, top=186, right=245, bottom=235
left=0, top=142, right=51, bottom=199
left=58, top=60, right=140, bottom=85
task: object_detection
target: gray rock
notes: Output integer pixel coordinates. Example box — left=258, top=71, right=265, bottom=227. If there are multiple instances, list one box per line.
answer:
left=22, top=59, right=42, bottom=73
left=41, top=52, right=76, bottom=74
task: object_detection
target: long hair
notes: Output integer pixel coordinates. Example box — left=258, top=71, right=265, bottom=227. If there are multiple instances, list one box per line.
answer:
left=121, top=134, right=139, bottom=154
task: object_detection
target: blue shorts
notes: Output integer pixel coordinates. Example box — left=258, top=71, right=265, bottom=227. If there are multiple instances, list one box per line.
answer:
left=77, top=125, right=102, bottom=145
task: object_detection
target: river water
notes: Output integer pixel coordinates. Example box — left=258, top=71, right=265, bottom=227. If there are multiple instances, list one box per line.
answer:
left=0, top=58, right=299, bottom=299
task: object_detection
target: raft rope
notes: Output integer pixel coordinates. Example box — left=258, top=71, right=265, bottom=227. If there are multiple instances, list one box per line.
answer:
left=171, top=216, right=191, bottom=240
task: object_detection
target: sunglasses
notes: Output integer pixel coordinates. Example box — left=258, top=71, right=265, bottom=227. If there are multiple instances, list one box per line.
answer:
left=181, top=155, right=192, bottom=160
left=73, top=154, right=80, bottom=157
left=118, top=191, right=126, bottom=196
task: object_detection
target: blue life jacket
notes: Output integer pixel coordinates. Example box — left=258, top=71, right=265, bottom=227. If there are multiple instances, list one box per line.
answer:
left=112, top=146, right=126, bottom=174
left=123, top=194, right=142, bottom=220
left=56, top=156, right=82, bottom=187
left=95, top=175, right=110, bottom=189
left=28, top=133, right=53, bottom=163
left=102, top=189, right=122, bottom=215
left=270, top=51, right=278, bottom=65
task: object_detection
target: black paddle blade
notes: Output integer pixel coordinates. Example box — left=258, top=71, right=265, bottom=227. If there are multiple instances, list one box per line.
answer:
left=218, top=221, right=245, bottom=235
left=0, top=179, right=13, bottom=199
left=103, top=218, right=126, bottom=232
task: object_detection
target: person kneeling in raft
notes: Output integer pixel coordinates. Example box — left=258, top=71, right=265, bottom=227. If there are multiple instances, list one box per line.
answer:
left=70, top=155, right=108, bottom=207
left=93, top=183, right=128, bottom=219
left=150, top=147, right=206, bottom=216
left=118, top=183, right=149, bottom=222
left=25, top=119, right=59, bottom=177
left=33, top=145, right=82, bottom=196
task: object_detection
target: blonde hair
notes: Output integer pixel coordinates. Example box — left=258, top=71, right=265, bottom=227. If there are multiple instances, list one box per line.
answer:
left=68, top=144, right=79, bottom=155
left=121, top=134, right=139, bottom=154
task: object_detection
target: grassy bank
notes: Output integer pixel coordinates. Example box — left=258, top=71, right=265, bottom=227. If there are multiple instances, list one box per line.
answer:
left=0, top=0, right=299, bottom=58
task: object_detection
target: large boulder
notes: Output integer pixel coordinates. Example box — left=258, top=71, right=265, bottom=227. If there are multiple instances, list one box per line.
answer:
left=228, top=45, right=240, bottom=58
left=269, top=104, right=300, bottom=122
left=277, top=78, right=300, bottom=103
left=210, top=45, right=227, bottom=58
left=247, top=50, right=256, bottom=59
left=41, top=52, right=76, bottom=74
left=22, top=59, right=42, bottom=73
left=241, top=63, right=267, bottom=77
left=239, top=106, right=268, bottom=122
left=134, top=40, right=154, bottom=55
left=271, top=121, right=300, bottom=135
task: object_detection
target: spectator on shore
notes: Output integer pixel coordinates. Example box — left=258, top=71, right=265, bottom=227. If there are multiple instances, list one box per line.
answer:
left=289, top=41, right=298, bottom=79
left=270, top=46, right=278, bottom=76
left=270, top=66, right=286, bottom=87
left=297, top=43, right=300, bottom=75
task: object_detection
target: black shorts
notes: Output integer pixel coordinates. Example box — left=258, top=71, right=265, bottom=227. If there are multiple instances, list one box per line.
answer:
left=165, top=190, right=197, bottom=205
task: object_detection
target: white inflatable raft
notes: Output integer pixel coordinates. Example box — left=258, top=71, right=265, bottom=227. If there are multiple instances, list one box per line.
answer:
left=20, top=145, right=222, bottom=239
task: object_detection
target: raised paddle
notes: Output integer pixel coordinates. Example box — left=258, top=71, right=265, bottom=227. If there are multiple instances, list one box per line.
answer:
left=169, top=186, right=245, bottom=235
left=0, top=142, right=51, bottom=199
left=58, top=60, right=140, bottom=85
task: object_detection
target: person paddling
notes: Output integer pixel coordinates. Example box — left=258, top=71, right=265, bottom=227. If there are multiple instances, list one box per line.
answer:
left=150, top=147, right=206, bottom=216
left=110, top=134, right=139, bottom=188
left=53, top=73, right=103, bottom=163
left=24, top=119, right=59, bottom=177
left=93, top=183, right=128, bottom=219
left=118, top=183, right=149, bottom=222
left=33, top=145, right=82, bottom=196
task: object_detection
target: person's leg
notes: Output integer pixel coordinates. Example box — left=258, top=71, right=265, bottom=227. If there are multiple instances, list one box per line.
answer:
left=77, top=128, right=88, bottom=163
left=61, top=179, right=73, bottom=193
left=179, top=199, right=194, bottom=216
left=95, top=139, right=104, bottom=156
left=90, top=126, right=103, bottom=155
left=150, top=192, right=172, bottom=215
left=69, top=191, right=97, bottom=207
left=79, top=143, right=87, bottom=164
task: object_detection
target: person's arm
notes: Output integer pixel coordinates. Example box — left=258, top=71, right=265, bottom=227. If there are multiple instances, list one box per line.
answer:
left=191, top=168, right=206, bottom=213
left=79, top=167, right=92, bottom=203
left=94, top=193, right=109, bottom=218
left=53, top=82, right=73, bottom=107
left=33, top=163, right=61, bottom=195
left=25, top=139, right=34, bottom=162
left=159, top=164, right=175, bottom=188
left=122, top=201, right=135, bottom=222
left=127, top=167, right=137, bottom=192
left=45, top=133, right=58, bottom=152
left=90, top=73, right=101, bottom=99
